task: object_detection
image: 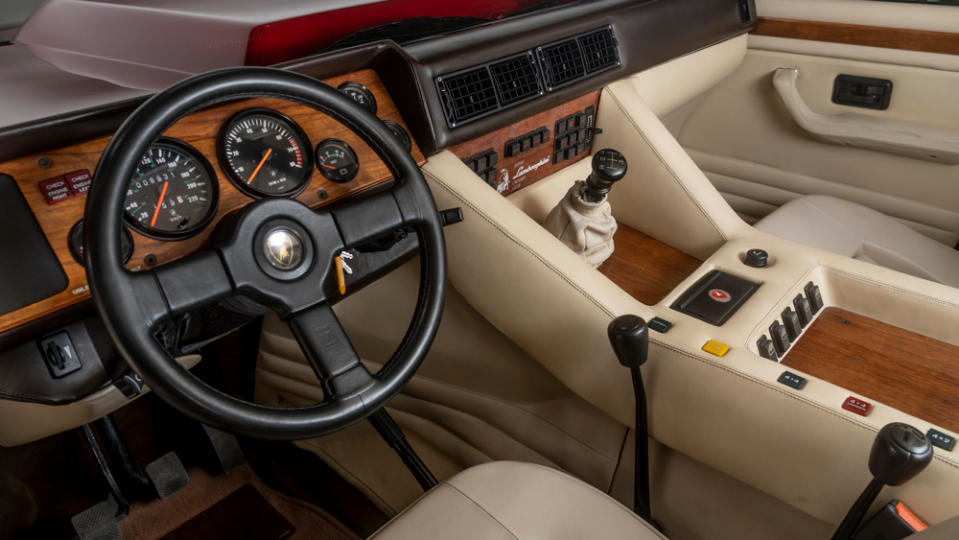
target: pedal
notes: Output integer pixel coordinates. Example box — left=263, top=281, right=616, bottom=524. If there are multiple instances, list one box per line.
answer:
left=145, top=452, right=189, bottom=500
left=71, top=495, right=122, bottom=540
left=202, top=424, right=246, bottom=473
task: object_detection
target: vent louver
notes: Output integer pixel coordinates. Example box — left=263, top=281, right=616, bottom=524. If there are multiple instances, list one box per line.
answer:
left=537, top=38, right=585, bottom=91
left=578, top=27, right=619, bottom=74
left=489, top=52, right=543, bottom=107
left=434, top=26, right=619, bottom=128
left=436, top=67, right=499, bottom=127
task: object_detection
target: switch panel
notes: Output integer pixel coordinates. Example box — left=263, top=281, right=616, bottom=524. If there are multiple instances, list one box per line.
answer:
left=38, top=331, right=82, bottom=378
left=462, top=148, right=500, bottom=187
left=553, top=105, right=596, bottom=164
left=504, top=127, right=550, bottom=158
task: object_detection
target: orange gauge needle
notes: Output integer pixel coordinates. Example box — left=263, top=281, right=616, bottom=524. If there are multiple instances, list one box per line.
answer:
left=150, top=181, right=169, bottom=228
left=247, top=148, right=273, bottom=184
left=321, top=163, right=336, bottom=170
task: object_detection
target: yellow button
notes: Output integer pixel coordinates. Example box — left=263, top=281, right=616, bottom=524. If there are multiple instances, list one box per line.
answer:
left=702, top=340, right=729, bottom=357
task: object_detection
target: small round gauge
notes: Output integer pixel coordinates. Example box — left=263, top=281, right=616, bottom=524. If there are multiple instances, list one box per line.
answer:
left=338, top=82, right=377, bottom=114
left=382, top=120, right=412, bottom=153
left=315, top=139, right=359, bottom=183
left=68, top=220, right=134, bottom=265
left=124, top=139, right=218, bottom=239
left=218, top=109, right=313, bottom=198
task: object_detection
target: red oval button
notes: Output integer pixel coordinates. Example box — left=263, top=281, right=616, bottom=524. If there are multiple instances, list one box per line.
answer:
left=708, top=289, right=731, bottom=303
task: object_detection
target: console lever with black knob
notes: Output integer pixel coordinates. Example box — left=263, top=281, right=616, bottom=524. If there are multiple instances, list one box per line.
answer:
left=608, top=315, right=656, bottom=526
left=831, top=422, right=933, bottom=540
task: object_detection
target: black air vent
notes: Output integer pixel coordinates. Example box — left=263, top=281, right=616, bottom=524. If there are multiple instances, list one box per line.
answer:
left=537, top=38, right=585, bottom=91
left=578, top=27, right=619, bottom=74
left=489, top=52, right=543, bottom=107
left=436, top=67, right=499, bottom=127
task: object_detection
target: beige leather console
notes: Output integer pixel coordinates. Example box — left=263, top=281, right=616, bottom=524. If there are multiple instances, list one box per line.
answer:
left=419, top=68, right=959, bottom=527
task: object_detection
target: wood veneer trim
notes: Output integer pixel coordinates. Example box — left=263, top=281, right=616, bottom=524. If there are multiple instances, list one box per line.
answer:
left=597, top=224, right=702, bottom=306
left=784, top=307, right=959, bottom=435
left=752, top=17, right=959, bottom=56
left=450, top=92, right=600, bottom=197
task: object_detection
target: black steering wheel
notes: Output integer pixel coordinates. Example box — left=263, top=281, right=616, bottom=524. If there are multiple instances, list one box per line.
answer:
left=84, top=67, right=447, bottom=440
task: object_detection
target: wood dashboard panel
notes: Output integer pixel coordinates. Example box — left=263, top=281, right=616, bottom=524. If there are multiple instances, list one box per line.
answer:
left=450, top=91, right=600, bottom=196
left=597, top=224, right=702, bottom=306
left=753, top=17, right=959, bottom=56
left=0, top=69, right=424, bottom=334
left=784, top=307, right=959, bottom=434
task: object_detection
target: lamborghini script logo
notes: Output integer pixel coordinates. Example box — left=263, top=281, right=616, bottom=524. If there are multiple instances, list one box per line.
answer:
left=264, top=228, right=303, bottom=270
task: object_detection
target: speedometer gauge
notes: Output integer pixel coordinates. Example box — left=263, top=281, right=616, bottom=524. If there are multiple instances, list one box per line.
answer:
left=217, top=109, right=313, bottom=198
left=124, top=139, right=218, bottom=239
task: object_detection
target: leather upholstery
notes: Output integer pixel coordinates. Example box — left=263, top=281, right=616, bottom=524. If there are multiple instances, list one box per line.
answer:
left=756, top=195, right=959, bottom=288
left=369, top=461, right=666, bottom=540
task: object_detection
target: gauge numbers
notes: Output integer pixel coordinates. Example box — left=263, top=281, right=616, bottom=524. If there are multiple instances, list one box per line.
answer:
left=218, top=109, right=313, bottom=198
left=124, top=139, right=217, bottom=239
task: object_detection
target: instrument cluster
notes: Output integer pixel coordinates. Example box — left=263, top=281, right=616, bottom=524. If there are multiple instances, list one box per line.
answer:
left=119, top=81, right=408, bottom=241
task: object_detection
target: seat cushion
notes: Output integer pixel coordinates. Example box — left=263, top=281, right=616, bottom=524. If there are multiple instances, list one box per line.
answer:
left=369, top=461, right=667, bottom=540
left=755, top=195, right=959, bottom=288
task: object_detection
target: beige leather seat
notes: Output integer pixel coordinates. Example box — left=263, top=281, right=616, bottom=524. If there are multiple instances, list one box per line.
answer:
left=370, top=461, right=666, bottom=540
left=756, top=195, right=959, bottom=288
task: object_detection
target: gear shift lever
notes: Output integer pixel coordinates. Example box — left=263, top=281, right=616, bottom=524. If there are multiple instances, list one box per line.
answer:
left=831, top=423, right=933, bottom=540
left=545, top=149, right=628, bottom=267
left=583, top=149, right=629, bottom=202
left=608, top=315, right=654, bottom=524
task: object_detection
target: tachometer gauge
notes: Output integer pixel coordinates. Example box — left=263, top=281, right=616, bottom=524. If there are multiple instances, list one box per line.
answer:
left=217, top=109, right=313, bottom=198
left=124, top=139, right=218, bottom=239
left=315, top=139, right=359, bottom=183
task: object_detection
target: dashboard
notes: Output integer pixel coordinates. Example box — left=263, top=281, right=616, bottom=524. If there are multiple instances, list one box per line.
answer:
left=0, top=69, right=424, bottom=335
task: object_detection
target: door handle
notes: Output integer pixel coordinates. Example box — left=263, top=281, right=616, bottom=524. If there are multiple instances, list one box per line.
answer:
left=772, top=67, right=959, bottom=164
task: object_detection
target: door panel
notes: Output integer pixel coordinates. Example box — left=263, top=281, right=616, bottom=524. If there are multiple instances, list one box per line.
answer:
left=666, top=12, right=959, bottom=244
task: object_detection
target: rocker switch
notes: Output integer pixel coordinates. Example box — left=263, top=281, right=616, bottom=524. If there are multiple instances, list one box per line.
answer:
left=782, top=307, right=803, bottom=341
left=38, top=331, right=82, bottom=378
left=769, top=321, right=790, bottom=356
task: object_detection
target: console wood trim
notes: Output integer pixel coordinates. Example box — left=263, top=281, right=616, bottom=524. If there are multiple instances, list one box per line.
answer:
left=784, top=307, right=959, bottom=435
left=450, top=91, right=600, bottom=196
left=0, top=69, right=424, bottom=334
left=597, top=224, right=702, bottom=306
left=753, top=17, right=959, bottom=56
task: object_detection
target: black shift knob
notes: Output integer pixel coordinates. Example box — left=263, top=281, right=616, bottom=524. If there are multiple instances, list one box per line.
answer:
left=608, top=315, right=648, bottom=369
left=869, top=423, right=933, bottom=486
left=584, top=149, right=628, bottom=202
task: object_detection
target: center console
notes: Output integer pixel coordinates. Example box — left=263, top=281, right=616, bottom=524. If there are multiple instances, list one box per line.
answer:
left=420, top=53, right=959, bottom=526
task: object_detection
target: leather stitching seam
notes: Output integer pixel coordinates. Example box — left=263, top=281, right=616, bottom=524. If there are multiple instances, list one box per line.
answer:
left=444, top=483, right=522, bottom=540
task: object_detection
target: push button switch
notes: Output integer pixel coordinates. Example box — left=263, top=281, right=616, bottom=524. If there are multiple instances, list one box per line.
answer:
left=672, top=270, right=760, bottom=326
left=927, top=429, right=955, bottom=451
left=647, top=317, right=672, bottom=334
left=842, top=396, right=873, bottom=416
left=777, top=371, right=807, bottom=390
left=38, top=331, right=82, bottom=378
left=702, top=340, right=729, bottom=357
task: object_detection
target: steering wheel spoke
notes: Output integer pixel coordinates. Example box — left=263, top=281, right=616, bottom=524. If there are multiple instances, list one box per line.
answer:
left=288, top=302, right=374, bottom=400
left=148, top=251, right=234, bottom=320
left=331, top=189, right=417, bottom=250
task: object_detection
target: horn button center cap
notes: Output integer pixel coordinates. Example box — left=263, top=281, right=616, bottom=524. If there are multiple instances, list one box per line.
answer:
left=265, top=228, right=304, bottom=270
left=254, top=220, right=314, bottom=281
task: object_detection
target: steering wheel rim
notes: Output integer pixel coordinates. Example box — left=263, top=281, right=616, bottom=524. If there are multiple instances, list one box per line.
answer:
left=84, top=67, right=447, bottom=440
